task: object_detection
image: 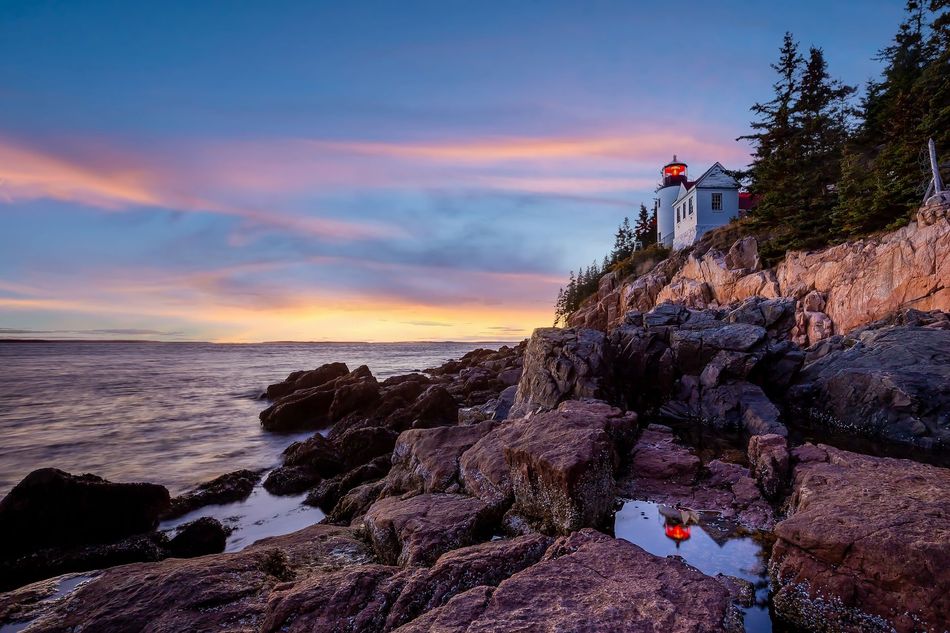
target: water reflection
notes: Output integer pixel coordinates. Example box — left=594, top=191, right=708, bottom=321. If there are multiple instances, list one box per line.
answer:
left=159, top=476, right=325, bottom=552
left=615, top=500, right=772, bottom=632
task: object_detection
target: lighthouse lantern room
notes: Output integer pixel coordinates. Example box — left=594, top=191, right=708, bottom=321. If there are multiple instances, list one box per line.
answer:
left=657, top=156, right=688, bottom=247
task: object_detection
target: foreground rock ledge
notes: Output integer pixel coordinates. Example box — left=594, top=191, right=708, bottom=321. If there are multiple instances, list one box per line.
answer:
left=393, top=529, right=743, bottom=633
left=770, top=444, right=950, bottom=633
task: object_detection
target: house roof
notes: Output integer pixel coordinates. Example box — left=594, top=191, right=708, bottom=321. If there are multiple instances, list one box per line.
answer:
left=674, top=162, right=737, bottom=203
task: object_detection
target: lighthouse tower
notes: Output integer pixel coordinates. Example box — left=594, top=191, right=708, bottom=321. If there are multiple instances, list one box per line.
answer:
left=656, top=156, right=687, bottom=247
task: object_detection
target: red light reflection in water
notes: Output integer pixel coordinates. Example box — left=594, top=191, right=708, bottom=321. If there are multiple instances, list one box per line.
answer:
left=664, top=522, right=691, bottom=542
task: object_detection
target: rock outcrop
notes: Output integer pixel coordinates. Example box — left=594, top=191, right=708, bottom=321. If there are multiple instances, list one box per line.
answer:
left=789, top=316, right=950, bottom=449
left=611, top=302, right=798, bottom=435
left=568, top=215, right=949, bottom=349
left=383, top=421, right=499, bottom=496
left=164, top=469, right=263, bottom=519
left=770, top=444, right=950, bottom=633
left=393, top=529, right=743, bottom=632
left=460, top=400, right=637, bottom=533
left=777, top=216, right=950, bottom=336
left=509, top=327, right=613, bottom=418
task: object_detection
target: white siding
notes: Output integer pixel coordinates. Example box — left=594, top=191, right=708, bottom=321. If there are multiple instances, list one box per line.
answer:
left=670, top=163, right=740, bottom=249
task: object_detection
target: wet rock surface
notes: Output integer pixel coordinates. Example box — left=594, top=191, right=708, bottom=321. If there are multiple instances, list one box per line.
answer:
left=789, top=319, right=950, bottom=449
left=770, top=444, right=950, bottom=633
left=620, top=425, right=775, bottom=532
left=164, top=469, right=263, bottom=519
left=393, top=529, right=743, bottom=633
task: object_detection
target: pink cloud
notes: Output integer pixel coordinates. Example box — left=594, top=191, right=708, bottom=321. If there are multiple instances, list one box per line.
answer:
left=0, top=138, right=400, bottom=241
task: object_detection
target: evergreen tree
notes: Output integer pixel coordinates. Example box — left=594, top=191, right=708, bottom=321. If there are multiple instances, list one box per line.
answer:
left=738, top=32, right=803, bottom=229
left=634, top=203, right=657, bottom=247
left=917, top=0, right=950, bottom=168
left=621, top=217, right=634, bottom=254
left=612, top=217, right=634, bottom=261
left=835, top=0, right=934, bottom=234
left=786, top=47, right=855, bottom=247
left=554, top=287, right=565, bottom=326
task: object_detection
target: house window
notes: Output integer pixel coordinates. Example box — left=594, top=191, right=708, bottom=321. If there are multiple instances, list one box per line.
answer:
left=676, top=206, right=680, bottom=222
left=712, top=192, right=723, bottom=211
left=689, top=198, right=694, bottom=215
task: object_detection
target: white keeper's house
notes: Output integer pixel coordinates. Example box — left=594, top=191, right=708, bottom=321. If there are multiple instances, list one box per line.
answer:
left=654, top=156, right=750, bottom=250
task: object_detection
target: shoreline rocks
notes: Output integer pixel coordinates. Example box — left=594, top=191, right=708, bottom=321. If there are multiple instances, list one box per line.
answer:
left=770, top=444, right=950, bottom=633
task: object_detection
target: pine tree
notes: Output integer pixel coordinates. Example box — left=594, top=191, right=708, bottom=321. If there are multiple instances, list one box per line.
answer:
left=634, top=203, right=657, bottom=247
left=917, top=0, right=950, bottom=168
left=835, top=0, right=933, bottom=234
left=786, top=47, right=855, bottom=248
left=739, top=32, right=804, bottom=230
left=620, top=217, right=634, bottom=255
left=554, top=287, right=565, bottom=326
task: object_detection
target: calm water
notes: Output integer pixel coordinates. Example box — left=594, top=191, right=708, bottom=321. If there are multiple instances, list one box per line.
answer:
left=0, top=340, right=507, bottom=497
left=615, top=500, right=773, bottom=632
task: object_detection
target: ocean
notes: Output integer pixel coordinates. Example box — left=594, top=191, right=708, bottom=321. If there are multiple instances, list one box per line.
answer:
left=0, top=340, right=508, bottom=498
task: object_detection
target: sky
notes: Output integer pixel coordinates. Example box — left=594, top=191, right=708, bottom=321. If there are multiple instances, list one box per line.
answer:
left=0, top=0, right=904, bottom=342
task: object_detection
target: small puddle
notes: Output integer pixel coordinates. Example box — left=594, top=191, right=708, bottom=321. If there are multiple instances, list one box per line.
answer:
left=615, top=500, right=772, bottom=632
left=160, top=476, right=325, bottom=552
left=0, top=573, right=97, bottom=633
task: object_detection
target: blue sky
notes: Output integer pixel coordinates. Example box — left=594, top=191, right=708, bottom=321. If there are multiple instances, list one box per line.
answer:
left=0, top=1, right=904, bottom=341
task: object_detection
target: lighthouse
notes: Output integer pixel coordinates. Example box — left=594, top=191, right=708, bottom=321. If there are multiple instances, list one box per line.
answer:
left=656, top=156, right=687, bottom=247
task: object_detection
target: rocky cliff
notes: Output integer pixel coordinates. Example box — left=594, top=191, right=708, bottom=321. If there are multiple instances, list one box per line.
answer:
left=569, top=205, right=950, bottom=347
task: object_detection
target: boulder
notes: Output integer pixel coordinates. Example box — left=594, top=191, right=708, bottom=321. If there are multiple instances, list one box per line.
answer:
left=264, top=362, right=350, bottom=400
left=509, top=327, right=613, bottom=418
left=166, top=517, right=228, bottom=558
left=305, top=455, right=391, bottom=510
left=383, top=421, right=499, bottom=496
left=628, top=425, right=700, bottom=484
left=164, top=469, right=263, bottom=519
left=324, top=479, right=386, bottom=524
left=259, top=365, right=379, bottom=431
left=393, top=529, right=743, bottom=632
left=789, top=323, right=950, bottom=449
left=770, top=444, right=950, bottom=633
left=263, top=432, right=344, bottom=494
left=0, top=469, right=170, bottom=558
left=746, top=434, right=789, bottom=500
left=461, top=400, right=637, bottom=534
left=362, top=493, right=496, bottom=567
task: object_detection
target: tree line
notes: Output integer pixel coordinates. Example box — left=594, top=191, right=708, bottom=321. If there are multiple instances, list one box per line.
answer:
left=742, top=0, right=949, bottom=254
left=553, top=204, right=656, bottom=325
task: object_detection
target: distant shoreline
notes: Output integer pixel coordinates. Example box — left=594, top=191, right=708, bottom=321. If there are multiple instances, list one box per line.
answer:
left=0, top=338, right=523, bottom=345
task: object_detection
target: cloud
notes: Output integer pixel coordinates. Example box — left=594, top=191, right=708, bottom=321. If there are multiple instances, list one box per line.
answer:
left=0, top=327, right=184, bottom=338
left=308, top=130, right=749, bottom=164
left=0, top=137, right=401, bottom=241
